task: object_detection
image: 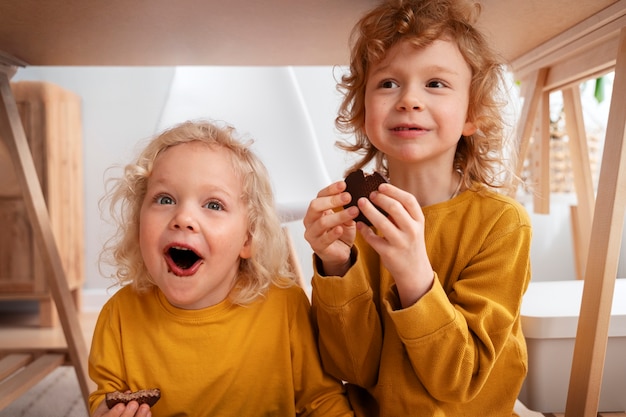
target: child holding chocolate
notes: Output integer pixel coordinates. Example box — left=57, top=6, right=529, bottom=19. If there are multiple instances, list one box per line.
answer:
left=303, top=0, right=532, bottom=415
left=89, top=120, right=354, bottom=417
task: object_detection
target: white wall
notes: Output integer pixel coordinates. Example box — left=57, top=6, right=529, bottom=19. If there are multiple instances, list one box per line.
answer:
left=9, top=66, right=624, bottom=309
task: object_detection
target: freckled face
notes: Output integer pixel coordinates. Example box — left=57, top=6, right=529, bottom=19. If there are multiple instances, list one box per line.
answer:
left=139, top=142, right=251, bottom=310
left=364, top=39, right=477, bottom=170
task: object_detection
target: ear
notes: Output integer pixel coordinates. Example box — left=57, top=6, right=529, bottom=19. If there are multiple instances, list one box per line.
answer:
left=462, top=120, right=477, bottom=136
left=239, top=233, right=253, bottom=259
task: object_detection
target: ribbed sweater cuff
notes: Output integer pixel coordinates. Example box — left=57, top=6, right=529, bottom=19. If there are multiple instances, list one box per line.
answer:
left=389, top=276, right=457, bottom=340
left=311, top=250, right=371, bottom=308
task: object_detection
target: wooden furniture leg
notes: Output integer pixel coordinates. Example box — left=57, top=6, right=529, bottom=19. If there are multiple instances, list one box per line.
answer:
left=562, top=85, right=595, bottom=279
left=0, top=67, right=92, bottom=409
left=565, top=27, right=626, bottom=417
left=515, top=68, right=549, bottom=181
left=513, top=67, right=552, bottom=213
left=511, top=5, right=626, bottom=415
left=535, top=88, right=552, bottom=214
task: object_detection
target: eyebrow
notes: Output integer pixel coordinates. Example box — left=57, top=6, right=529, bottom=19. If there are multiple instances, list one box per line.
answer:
left=423, top=64, right=461, bottom=76
left=370, top=62, right=462, bottom=78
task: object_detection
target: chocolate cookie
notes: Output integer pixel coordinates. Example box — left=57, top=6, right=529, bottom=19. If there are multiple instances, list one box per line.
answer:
left=343, top=169, right=388, bottom=226
left=106, top=388, right=161, bottom=409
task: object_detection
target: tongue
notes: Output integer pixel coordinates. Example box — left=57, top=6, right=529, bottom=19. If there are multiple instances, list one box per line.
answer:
left=165, top=253, right=202, bottom=277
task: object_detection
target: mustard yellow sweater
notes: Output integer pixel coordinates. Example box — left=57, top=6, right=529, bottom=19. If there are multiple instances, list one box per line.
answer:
left=89, top=284, right=353, bottom=417
left=312, top=189, right=532, bottom=417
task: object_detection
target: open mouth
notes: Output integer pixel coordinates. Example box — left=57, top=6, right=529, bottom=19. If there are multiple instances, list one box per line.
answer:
left=165, top=245, right=203, bottom=276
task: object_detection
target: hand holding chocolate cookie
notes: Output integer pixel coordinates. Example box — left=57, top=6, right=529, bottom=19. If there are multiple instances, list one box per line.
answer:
left=343, top=169, right=388, bottom=226
left=105, top=388, right=161, bottom=409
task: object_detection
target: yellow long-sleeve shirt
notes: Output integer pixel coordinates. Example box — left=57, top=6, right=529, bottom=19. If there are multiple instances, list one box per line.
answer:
left=89, top=284, right=354, bottom=417
left=312, top=189, right=532, bottom=417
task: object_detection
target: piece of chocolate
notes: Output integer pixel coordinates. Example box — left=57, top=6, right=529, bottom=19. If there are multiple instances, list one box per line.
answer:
left=343, top=169, right=388, bottom=226
left=105, top=388, right=161, bottom=409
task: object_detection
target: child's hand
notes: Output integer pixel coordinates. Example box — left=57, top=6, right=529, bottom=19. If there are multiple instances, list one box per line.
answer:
left=357, top=183, right=434, bottom=307
left=303, top=180, right=358, bottom=276
left=92, top=399, right=152, bottom=417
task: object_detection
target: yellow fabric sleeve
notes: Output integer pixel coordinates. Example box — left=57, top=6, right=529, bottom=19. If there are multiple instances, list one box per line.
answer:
left=312, top=189, right=531, bottom=416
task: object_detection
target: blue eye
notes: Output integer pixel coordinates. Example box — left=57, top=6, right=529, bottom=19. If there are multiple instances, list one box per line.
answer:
left=204, top=201, right=224, bottom=211
left=156, top=195, right=175, bottom=205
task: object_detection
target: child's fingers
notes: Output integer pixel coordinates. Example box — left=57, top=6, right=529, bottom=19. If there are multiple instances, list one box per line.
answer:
left=371, top=183, right=423, bottom=224
left=303, top=181, right=351, bottom=230
left=357, top=197, right=392, bottom=228
left=304, top=192, right=350, bottom=222
left=315, top=180, right=347, bottom=198
left=134, top=403, right=152, bottom=417
left=304, top=206, right=358, bottom=248
left=302, top=180, right=359, bottom=264
left=120, top=401, right=138, bottom=416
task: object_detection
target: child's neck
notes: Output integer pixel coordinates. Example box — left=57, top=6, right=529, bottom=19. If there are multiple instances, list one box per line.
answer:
left=389, top=167, right=462, bottom=207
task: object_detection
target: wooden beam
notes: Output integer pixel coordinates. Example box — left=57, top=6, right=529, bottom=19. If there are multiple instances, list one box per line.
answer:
left=0, top=354, right=32, bottom=381
left=570, top=205, right=584, bottom=281
left=562, top=86, right=595, bottom=279
left=543, top=34, right=618, bottom=93
left=0, top=353, right=65, bottom=410
left=530, top=89, right=551, bottom=214
left=564, top=27, right=626, bottom=417
left=512, top=1, right=626, bottom=79
left=514, top=68, right=549, bottom=199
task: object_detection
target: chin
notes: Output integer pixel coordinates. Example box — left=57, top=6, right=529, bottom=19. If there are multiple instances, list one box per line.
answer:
left=165, top=291, right=221, bottom=310
left=166, top=296, right=202, bottom=310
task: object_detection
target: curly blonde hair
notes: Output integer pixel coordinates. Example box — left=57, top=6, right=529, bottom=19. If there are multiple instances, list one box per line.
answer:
left=337, top=0, right=519, bottom=193
left=100, top=120, right=296, bottom=305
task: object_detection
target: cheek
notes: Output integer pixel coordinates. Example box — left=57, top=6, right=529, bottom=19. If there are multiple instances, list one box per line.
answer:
left=363, top=115, right=371, bottom=139
left=363, top=94, right=378, bottom=130
left=138, top=225, right=152, bottom=265
left=138, top=213, right=158, bottom=257
left=363, top=105, right=379, bottom=139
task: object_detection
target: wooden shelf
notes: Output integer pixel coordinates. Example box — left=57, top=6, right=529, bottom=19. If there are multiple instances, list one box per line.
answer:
left=0, top=81, right=84, bottom=328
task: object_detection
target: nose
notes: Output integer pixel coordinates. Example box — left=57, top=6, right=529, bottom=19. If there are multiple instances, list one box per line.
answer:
left=170, top=205, right=199, bottom=232
left=397, top=87, right=423, bottom=111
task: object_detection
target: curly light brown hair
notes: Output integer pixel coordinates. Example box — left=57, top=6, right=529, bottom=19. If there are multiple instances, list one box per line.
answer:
left=337, top=0, right=519, bottom=193
left=100, top=120, right=296, bottom=305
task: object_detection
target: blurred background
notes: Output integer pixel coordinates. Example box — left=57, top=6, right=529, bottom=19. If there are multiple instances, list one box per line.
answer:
left=8, top=65, right=623, bottom=307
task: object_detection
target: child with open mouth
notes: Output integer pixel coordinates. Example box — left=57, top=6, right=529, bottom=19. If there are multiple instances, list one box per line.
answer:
left=88, top=120, right=354, bottom=417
